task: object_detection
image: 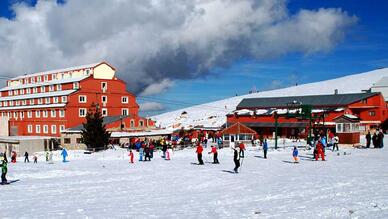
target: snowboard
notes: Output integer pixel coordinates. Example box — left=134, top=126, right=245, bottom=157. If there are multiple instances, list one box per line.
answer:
left=1, top=179, right=19, bottom=185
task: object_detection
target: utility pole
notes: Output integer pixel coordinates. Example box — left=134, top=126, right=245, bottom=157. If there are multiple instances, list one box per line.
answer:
left=274, top=111, right=278, bottom=150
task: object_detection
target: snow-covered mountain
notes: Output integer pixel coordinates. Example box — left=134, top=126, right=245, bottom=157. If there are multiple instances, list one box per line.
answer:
left=152, top=68, right=388, bottom=129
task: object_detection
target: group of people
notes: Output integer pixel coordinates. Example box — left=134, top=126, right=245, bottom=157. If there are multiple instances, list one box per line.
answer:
left=128, top=138, right=173, bottom=163
left=366, top=129, right=384, bottom=148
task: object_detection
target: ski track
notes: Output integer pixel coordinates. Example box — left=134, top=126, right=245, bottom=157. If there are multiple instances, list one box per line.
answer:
left=1, top=139, right=388, bottom=218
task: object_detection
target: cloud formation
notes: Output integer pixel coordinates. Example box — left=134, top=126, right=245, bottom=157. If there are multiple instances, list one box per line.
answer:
left=139, top=102, right=166, bottom=112
left=0, top=0, right=357, bottom=95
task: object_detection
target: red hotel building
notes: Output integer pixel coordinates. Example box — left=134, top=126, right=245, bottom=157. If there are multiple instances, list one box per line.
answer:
left=0, top=61, right=153, bottom=137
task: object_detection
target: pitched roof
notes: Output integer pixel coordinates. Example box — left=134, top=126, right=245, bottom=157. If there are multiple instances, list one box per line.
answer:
left=237, top=92, right=379, bottom=109
left=222, top=122, right=257, bottom=135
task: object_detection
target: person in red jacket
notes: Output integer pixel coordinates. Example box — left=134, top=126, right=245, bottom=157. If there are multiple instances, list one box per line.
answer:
left=239, top=142, right=246, bottom=158
left=128, top=149, right=134, bottom=164
left=208, top=145, right=219, bottom=164
left=315, top=141, right=325, bottom=161
left=196, top=143, right=204, bottom=165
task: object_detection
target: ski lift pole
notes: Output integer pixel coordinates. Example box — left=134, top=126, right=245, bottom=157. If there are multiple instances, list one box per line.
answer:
left=274, top=112, right=278, bottom=150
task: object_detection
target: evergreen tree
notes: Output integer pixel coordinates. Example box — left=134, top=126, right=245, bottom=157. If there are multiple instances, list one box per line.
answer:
left=81, top=103, right=111, bottom=151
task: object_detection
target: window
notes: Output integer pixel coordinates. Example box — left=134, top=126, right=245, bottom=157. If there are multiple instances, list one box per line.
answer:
left=79, top=95, right=87, bottom=103
left=52, top=74, right=57, bottom=80
left=33, top=87, right=38, bottom=93
left=60, top=125, right=65, bottom=132
left=76, top=138, right=82, bottom=144
left=26, top=88, right=30, bottom=94
left=102, top=108, right=108, bottom=116
left=15, top=100, right=20, bottom=106
left=49, top=85, right=54, bottom=92
left=45, top=97, right=50, bottom=104
left=122, top=108, right=129, bottom=116
left=8, top=90, right=12, bottom=96
left=36, top=125, right=41, bottom=133
left=20, top=89, right=24, bottom=95
left=14, top=90, right=18, bottom=95
left=57, top=84, right=62, bottom=91
left=13, top=112, right=18, bottom=119
left=27, top=125, right=33, bottom=133
left=44, top=75, right=48, bottom=81
left=37, top=76, right=41, bottom=82
left=20, top=111, right=24, bottom=119
left=223, top=134, right=230, bottom=141
left=43, top=125, right=49, bottom=134
left=64, top=138, right=71, bottom=144
left=7, top=112, right=11, bottom=118
left=27, top=111, right=32, bottom=118
left=53, top=97, right=59, bottom=103
left=43, top=110, right=48, bottom=118
left=3, top=101, right=7, bottom=107
left=59, top=110, right=65, bottom=117
left=121, top=96, right=128, bottom=103
left=79, top=108, right=86, bottom=117
left=101, top=96, right=107, bottom=103
left=73, top=82, right=79, bottom=89
left=369, top=111, right=376, bottom=117
left=22, top=100, right=27, bottom=105
left=51, top=110, right=56, bottom=117
left=31, top=77, right=35, bottom=83
left=85, top=69, right=90, bottom=75
left=30, top=99, right=34, bottom=105
left=35, top=110, right=41, bottom=118
left=101, top=82, right=107, bottom=90
left=38, top=98, right=43, bottom=105
left=9, top=101, right=13, bottom=106
left=51, top=125, right=57, bottom=134
left=41, top=86, right=45, bottom=93
left=139, top=120, right=144, bottom=127
left=130, top=120, right=135, bottom=128
left=61, top=96, right=67, bottom=103
left=361, top=99, right=367, bottom=104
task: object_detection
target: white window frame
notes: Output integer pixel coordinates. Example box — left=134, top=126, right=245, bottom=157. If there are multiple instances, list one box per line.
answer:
left=44, top=75, right=48, bottom=81
left=26, top=88, right=30, bottom=94
left=43, top=110, right=48, bottom=118
left=38, top=98, right=43, bottom=105
left=79, top=95, right=87, bottom=103
left=61, top=96, right=67, bottom=103
left=73, top=82, right=79, bottom=89
left=45, top=97, right=50, bottom=104
left=59, top=110, right=65, bottom=118
left=51, top=125, right=57, bottom=134
left=43, top=125, right=49, bottom=134
left=30, top=99, right=34, bottom=105
left=35, top=110, right=41, bottom=118
left=79, top=108, right=86, bottom=117
left=20, top=111, right=24, bottom=119
left=53, top=97, right=59, bottom=103
left=121, top=96, right=128, bottom=103
left=49, top=85, right=54, bottom=92
left=101, top=82, right=107, bottom=89
left=27, top=125, right=33, bottom=133
left=51, top=110, right=56, bottom=118
left=122, top=108, right=129, bottom=116
left=60, top=125, right=65, bottom=132
left=101, top=96, right=107, bottom=103
left=139, top=120, right=144, bottom=127
left=102, top=108, right=108, bottom=117
left=36, top=125, right=41, bottom=133
left=41, top=86, right=45, bottom=93
left=27, top=111, right=32, bottom=118
left=57, top=84, right=62, bottom=91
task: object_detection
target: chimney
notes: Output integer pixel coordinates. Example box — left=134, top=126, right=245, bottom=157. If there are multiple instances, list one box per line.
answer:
left=334, top=89, right=338, bottom=95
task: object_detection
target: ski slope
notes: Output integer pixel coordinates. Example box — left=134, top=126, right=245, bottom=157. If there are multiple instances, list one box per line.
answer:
left=1, top=138, right=388, bottom=218
left=152, top=68, right=388, bottom=129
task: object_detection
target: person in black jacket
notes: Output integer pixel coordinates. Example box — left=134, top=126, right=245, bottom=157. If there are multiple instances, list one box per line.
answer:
left=233, top=147, right=240, bottom=173
left=372, top=133, right=378, bottom=148
left=24, top=151, right=29, bottom=163
left=378, top=130, right=384, bottom=148
left=366, top=131, right=371, bottom=148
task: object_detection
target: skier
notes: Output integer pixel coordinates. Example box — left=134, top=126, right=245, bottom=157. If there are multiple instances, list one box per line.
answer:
left=233, top=147, right=240, bottom=173
left=24, top=151, right=29, bottom=163
left=48, top=151, right=54, bottom=164
left=139, top=145, right=144, bottom=161
left=61, top=148, right=68, bottom=162
left=162, top=143, right=167, bottom=158
left=239, top=142, right=246, bottom=158
left=2, top=152, right=8, bottom=163
left=263, top=139, right=268, bottom=159
left=45, top=151, right=49, bottom=162
left=144, top=145, right=151, bottom=161
left=33, top=154, right=38, bottom=164
left=196, top=143, right=204, bottom=165
left=366, top=131, right=371, bottom=148
left=0, top=157, right=7, bottom=184
left=165, top=147, right=171, bottom=160
left=128, top=149, right=134, bottom=163
left=372, top=132, right=378, bottom=148
left=11, top=151, right=17, bottom=163
left=315, top=141, right=325, bottom=161
left=332, top=135, right=339, bottom=151
left=292, top=146, right=299, bottom=163
left=378, top=130, right=384, bottom=148
left=149, top=142, right=155, bottom=159
left=208, top=145, right=219, bottom=164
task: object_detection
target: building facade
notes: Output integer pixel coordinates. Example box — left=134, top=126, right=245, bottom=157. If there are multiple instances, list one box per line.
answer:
left=0, top=61, right=154, bottom=137
left=227, top=92, right=388, bottom=138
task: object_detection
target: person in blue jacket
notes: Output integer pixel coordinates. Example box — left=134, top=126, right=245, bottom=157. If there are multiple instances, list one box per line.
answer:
left=61, top=148, right=68, bottom=162
left=292, top=146, right=299, bottom=163
left=263, top=139, right=268, bottom=159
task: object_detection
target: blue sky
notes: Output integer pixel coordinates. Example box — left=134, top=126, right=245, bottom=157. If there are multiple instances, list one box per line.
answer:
left=0, top=0, right=388, bottom=116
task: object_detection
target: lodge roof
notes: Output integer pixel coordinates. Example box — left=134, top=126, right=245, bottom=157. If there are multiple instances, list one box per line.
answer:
left=222, top=122, right=257, bottom=135
left=237, top=92, right=379, bottom=109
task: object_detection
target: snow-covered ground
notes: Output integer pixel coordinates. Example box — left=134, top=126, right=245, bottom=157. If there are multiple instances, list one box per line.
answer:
left=1, top=138, right=388, bottom=218
left=152, top=68, right=388, bottom=129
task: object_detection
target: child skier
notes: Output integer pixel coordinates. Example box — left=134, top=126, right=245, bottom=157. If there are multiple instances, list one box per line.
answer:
left=233, top=147, right=240, bottom=173
left=315, top=141, right=325, bottom=161
left=208, top=145, right=219, bottom=164
left=11, top=151, right=17, bottom=163
left=238, top=142, right=246, bottom=158
left=263, top=139, right=268, bottom=159
left=33, top=154, right=38, bottom=164
left=165, top=147, right=171, bottom=160
left=61, top=148, right=68, bottom=162
left=45, top=151, right=49, bottom=162
left=128, top=150, right=134, bottom=163
left=292, top=146, right=299, bottom=163
left=24, top=151, right=29, bottom=163
left=196, top=143, right=204, bottom=165
left=0, top=157, right=7, bottom=184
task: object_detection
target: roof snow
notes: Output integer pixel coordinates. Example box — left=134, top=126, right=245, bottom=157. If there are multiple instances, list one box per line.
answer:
left=152, top=67, right=388, bottom=129
left=0, top=89, right=77, bottom=102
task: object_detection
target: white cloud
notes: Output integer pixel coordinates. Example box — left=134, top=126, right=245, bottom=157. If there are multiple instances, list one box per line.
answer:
left=139, top=102, right=166, bottom=112
left=0, top=0, right=357, bottom=93
left=140, top=79, right=174, bottom=96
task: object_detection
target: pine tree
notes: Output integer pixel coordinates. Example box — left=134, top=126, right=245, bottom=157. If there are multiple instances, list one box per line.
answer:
left=81, top=103, right=111, bottom=151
